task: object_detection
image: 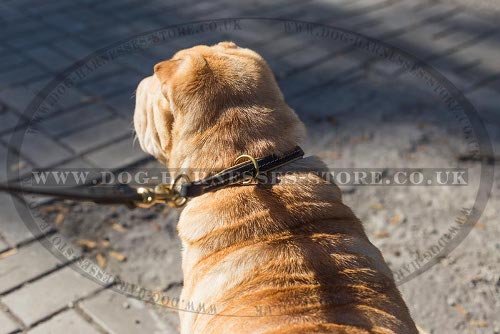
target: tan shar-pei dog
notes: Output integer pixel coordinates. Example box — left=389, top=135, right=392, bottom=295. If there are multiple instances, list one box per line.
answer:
left=134, top=41, right=418, bottom=334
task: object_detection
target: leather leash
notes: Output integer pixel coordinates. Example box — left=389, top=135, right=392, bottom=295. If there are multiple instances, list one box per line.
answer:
left=0, top=146, right=304, bottom=209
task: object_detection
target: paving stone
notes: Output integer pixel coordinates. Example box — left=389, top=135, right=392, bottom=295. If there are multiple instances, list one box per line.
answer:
left=0, top=63, right=48, bottom=89
left=52, top=39, right=93, bottom=60
left=2, top=129, right=73, bottom=167
left=0, top=143, right=32, bottom=182
left=0, top=242, right=64, bottom=295
left=0, top=310, right=20, bottom=334
left=61, top=118, right=132, bottom=154
left=5, top=27, right=63, bottom=49
left=37, top=105, right=114, bottom=137
left=279, top=53, right=368, bottom=99
left=0, top=193, right=50, bottom=246
left=76, top=25, right=135, bottom=49
left=175, top=0, right=225, bottom=18
left=0, top=2, right=25, bottom=23
left=40, top=13, right=88, bottom=34
left=0, top=86, right=36, bottom=113
left=80, top=289, right=176, bottom=334
left=0, top=18, right=40, bottom=37
left=82, top=136, right=149, bottom=168
left=433, top=32, right=500, bottom=85
left=50, top=89, right=94, bottom=113
left=63, top=8, right=109, bottom=30
left=79, top=70, right=142, bottom=98
left=115, top=52, right=158, bottom=76
left=2, top=266, right=102, bottom=326
left=25, top=1, right=75, bottom=16
left=354, top=2, right=461, bottom=37
left=0, top=111, right=24, bottom=134
left=104, top=94, right=136, bottom=120
left=25, top=45, right=75, bottom=72
left=28, top=309, right=100, bottom=334
left=291, top=76, right=372, bottom=120
left=0, top=53, right=30, bottom=73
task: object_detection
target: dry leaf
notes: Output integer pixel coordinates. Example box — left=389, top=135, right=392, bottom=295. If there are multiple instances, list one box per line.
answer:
left=390, top=214, right=401, bottom=225
left=39, top=205, right=59, bottom=214
left=474, top=222, right=485, bottom=229
left=112, top=223, right=126, bottom=233
left=469, top=320, right=488, bottom=327
left=77, top=239, right=97, bottom=249
left=0, top=248, right=18, bottom=259
left=99, top=240, right=111, bottom=248
left=109, top=251, right=127, bottom=262
left=152, top=223, right=161, bottom=232
left=96, top=253, right=107, bottom=268
left=370, top=203, right=384, bottom=210
left=454, top=304, right=469, bottom=318
left=374, top=231, right=390, bottom=238
left=54, top=213, right=65, bottom=225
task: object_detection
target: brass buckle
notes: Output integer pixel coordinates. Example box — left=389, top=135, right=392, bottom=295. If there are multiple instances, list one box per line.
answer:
left=135, top=174, right=190, bottom=208
left=234, top=154, right=259, bottom=185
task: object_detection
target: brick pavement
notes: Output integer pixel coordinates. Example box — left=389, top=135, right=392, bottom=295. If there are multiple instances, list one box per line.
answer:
left=0, top=0, right=499, bottom=333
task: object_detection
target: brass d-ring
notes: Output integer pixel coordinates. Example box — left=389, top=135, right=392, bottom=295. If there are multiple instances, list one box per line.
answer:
left=170, top=174, right=190, bottom=207
left=234, top=154, right=259, bottom=185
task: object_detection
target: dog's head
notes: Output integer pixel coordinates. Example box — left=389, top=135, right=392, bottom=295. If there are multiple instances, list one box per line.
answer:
left=134, top=42, right=305, bottom=172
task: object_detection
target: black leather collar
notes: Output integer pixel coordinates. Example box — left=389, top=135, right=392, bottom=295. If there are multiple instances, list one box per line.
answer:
left=179, top=146, right=304, bottom=198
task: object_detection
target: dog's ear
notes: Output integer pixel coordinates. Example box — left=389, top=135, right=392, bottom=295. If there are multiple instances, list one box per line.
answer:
left=154, top=53, right=208, bottom=101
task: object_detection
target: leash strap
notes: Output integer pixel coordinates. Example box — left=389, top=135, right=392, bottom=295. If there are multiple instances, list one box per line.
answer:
left=0, top=146, right=304, bottom=209
left=0, top=183, right=142, bottom=208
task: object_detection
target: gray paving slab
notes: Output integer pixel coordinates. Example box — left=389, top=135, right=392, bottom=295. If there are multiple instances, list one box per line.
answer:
left=0, top=310, right=20, bottom=334
left=0, top=194, right=49, bottom=247
left=2, top=129, right=73, bottom=168
left=0, top=111, right=24, bottom=134
left=25, top=46, right=75, bottom=72
left=52, top=39, right=92, bottom=61
left=2, top=266, right=102, bottom=326
left=0, top=86, right=36, bottom=113
left=82, top=137, right=148, bottom=168
left=0, top=64, right=48, bottom=89
left=40, top=13, right=88, bottom=34
left=79, top=71, right=141, bottom=98
left=0, top=52, right=30, bottom=73
left=80, top=289, right=177, bottom=334
left=103, top=94, right=136, bottom=120
left=0, top=143, right=32, bottom=182
left=434, top=32, right=500, bottom=82
left=28, top=309, right=100, bottom=334
left=0, top=2, right=25, bottom=23
left=37, top=105, right=114, bottom=137
left=61, top=118, right=132, bottom=154
left=0, top=242, right=64, bottom=295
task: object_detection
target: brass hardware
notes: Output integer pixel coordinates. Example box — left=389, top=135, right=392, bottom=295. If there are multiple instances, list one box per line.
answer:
left=234, top=154, right=259, bottom=184
left=135, top=174, right=190, bottom=208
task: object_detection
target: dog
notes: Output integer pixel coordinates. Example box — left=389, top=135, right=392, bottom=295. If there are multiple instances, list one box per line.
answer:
left=134, top=41, right=418, bottom=334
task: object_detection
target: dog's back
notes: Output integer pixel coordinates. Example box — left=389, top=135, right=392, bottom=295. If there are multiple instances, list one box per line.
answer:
left=178, top=158, right=418, bottom=334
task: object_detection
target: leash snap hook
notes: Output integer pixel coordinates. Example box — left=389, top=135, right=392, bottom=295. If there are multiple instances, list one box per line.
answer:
left=135, top=174, right=190, bottom=208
